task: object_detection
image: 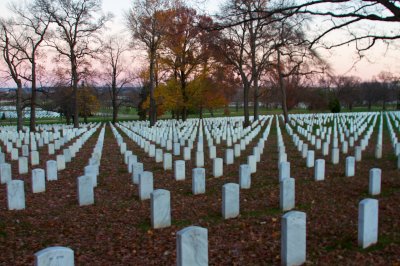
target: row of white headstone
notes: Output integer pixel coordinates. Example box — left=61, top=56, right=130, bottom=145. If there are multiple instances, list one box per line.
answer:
left=3, top=123, right=102, bottom=210
left=78, top=125, right=105, bottom=206
left=110, top=120, right=269, bottom=227
left=32, top=195, right=379, bottom=266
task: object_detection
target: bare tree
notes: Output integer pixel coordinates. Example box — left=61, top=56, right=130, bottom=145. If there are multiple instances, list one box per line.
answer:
left=126, top=0, right=171, bottom=126
left=334, top=75, right=360, bottom=111
left=7, top=1, right=51, bottom=131
left=36, top=0, right=111, bottom=128
left=272, top=18, right=327, bottom=123
left=223, top=0, right=400, bottom=52
left=0, top=19, right=25, bottom=131
left=101, top=35, right=133, bottom=124
left=215, top=0, right=274, bottom=126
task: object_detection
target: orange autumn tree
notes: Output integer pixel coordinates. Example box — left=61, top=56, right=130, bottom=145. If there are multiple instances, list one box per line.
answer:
left=188, top=72, right=228, bottom=118
left=159, top=4, right=215, bottom=120
left=77, top=85, right=100, bottom=123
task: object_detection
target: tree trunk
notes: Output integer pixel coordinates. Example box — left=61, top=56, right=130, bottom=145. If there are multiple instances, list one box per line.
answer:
left=112, top=74, right=118, bottom=124
left=277, top=50, right=289, bottom=124
left=66, top=113, right=71, bottom=125
left=16, top=79, right=23, bottom=131
left=84, top=114, right=88, bottom=123
left=199, top=106, right=203, bottom=119
left=149, top=48, right=157, bottom=127
left=253, top=78, right=259, bottom=121
left=180, top=75, right=188, bottom=122
left=72, top=55, right=79, bottom=128
left=280, top=82, right=289, bottom=124
left=368, top=101, right=372, bottom=111
left=397, top=90, right=400, bottom=110
left=112, top=105, right=118, bottom=124
left=30, top=59, right=37, bottom=132
left=243, top=82, right=250, bottom=127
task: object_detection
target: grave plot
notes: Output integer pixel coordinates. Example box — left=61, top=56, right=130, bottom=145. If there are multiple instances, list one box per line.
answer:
left=0, top=112, right=399, bottom=265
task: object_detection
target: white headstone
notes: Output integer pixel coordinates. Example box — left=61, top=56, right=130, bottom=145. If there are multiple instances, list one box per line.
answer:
left=192, top=168, right=205, bottom=195
left=155, top=149, right=163, bottom=163
left=0, top=163, right=11, bottom=184
left=239, top=164, right=251, bottom=189
left=222, top=183, right=240, bottom=219
left=163, top=153, right=172, bottom=170
left=48, top=143, right=55, bottom=155
left=314, top=159, right=325, bottom=181
left=174, top=160, right=185, bottom=181
left=345, top=156, right=355, bottom=177
left=176, top=226, right=208, bottom=266
left=183, top=147, right=191, bottom=161
left=280, top=178, right=295, bottom=211
left=132, top=162, right=144, bottom=184
left=248, top=155, right=256, bottom=174
left=64, top=149, right=72, bottom=163
left=18, top=157, right=28, bottom=174
left=128, top=154, right=138, bottom=174
left=279, top=161, right=290, bottom=181
left=151, top=189, right=171, bottom=229
left=281, top=211, right=306, bottom=266
left=22, top=145, right=29, bottom=157
left=78, top=175, right=94, bottom=206
left=34, top=246, right=74, bottom=266
left=31, top=151, right=39, bottom=166
left=369, top=168, right=381, bottom=196
left=84, top=165, right=98, bottom=187
left=7, top=180, right=25, bottom=210
left=196, top=151, right=204, bottom=168
left=355, top=146, right=362, bottom=162
left=358, top=198, right=379, bottom=248
left=139, top=171, right=153, bottom=200
left=46, top=160, right=58, bottom=181
left=209, top=146, right=216, bottom=159
left=11, top=148, right=18, bottom=160
left=331, top=148, right=339, bottom=164
left=213, top=158, right=223, bottom=178
left=173, top=142, right=181, bottom=156
left=56, top=155, right=66, bottom=171
left=32, top=168, right=46, bottom=193
left=306, top=150, right=314, bottom=168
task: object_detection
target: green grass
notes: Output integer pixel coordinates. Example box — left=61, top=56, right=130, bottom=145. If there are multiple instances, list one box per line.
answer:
left=242, top=207, right=281, bottom=218
left=171, top=219, right=193, bottom=227
left=137, top=220, right=151, bottom=232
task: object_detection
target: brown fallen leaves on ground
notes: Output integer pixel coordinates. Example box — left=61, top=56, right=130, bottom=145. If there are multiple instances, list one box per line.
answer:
left=0, top=120, right=399, bottom=265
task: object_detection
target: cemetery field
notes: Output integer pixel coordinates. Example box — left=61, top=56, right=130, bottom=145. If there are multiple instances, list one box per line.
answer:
left=0, top=112, right=399, bottom=265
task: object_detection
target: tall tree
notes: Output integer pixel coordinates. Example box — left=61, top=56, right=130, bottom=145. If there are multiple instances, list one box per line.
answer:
left=101, top=35, right=132, bottom=124
left=161, top=5, right=214, bottom=120
left=272, top=17, right=327, bottom=123
left=0, top=19, right=25, bottom=131
left=334, top=75, right=360, bottom=111
left=215, top=0, right=273, bottom=126
left=36, top=0, right=110, bottom=128
left=127, top=0, right=171, bottom=126
left=8, top=1, right=51, bottom=131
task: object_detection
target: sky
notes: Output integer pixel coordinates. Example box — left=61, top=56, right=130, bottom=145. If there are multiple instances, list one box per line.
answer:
left=1, top=0, right=400, bottom=86
left=99, top=0, right=400, bottom=81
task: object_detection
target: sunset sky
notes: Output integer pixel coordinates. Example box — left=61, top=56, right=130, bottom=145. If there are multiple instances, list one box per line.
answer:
left=1, top=0, right=399, bottom=86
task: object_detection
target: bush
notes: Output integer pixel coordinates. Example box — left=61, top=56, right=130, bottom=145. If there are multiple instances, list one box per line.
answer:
left=328, top=98, right=341, bottom=113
